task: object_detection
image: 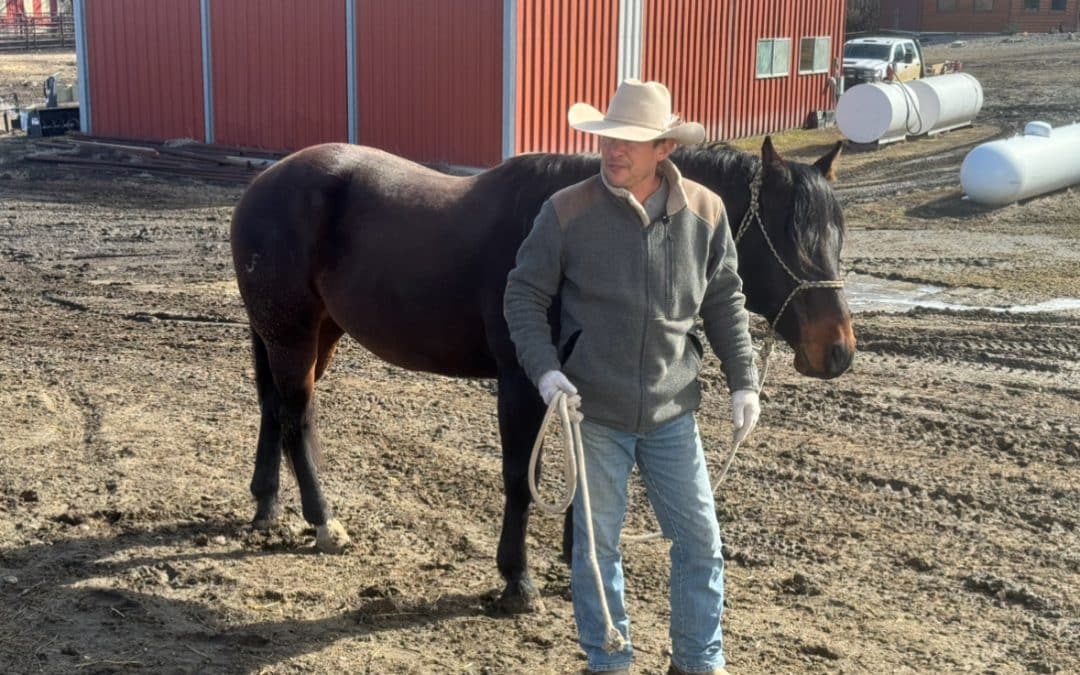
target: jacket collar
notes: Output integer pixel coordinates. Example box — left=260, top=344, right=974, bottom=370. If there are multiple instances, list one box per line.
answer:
left=599, top=158, right=688, bottom=227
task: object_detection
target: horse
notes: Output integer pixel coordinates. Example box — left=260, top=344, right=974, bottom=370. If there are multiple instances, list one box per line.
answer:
left=229, top=137, right=855, bottom=612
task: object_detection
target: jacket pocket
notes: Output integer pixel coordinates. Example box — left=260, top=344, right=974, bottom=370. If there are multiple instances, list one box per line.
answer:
left=688, top=331, right=705, bottom=366
left=559, top=330, right=582, bottom=367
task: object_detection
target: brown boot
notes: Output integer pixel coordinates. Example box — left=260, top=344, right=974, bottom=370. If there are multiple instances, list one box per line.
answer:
left=667, top=665, right=728, bottom=675
left=585, top=669, right=630, bottom=675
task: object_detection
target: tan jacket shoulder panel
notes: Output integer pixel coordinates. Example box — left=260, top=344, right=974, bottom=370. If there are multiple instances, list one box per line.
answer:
left=681, top=178, right=725, bottom=229
left=549, top=175, right=605, bottom=230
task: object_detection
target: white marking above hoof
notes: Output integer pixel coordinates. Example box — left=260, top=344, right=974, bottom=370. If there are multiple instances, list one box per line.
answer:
left=316, top=519, right=352, bottom=554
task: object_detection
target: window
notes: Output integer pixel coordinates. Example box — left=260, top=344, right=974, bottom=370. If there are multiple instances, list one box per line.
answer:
left=937, top=0, right=956, bottom=11
left=1024, top=0, right=1039, bottom=11
left=843, top=42, right=892, bottom=60
left=1051, top=0, right=1066, bottom=10
left=798, top=36, right=831, bottom=74
left=756, top=38, right=791, bottom=78
left=974, top=0, right=993, bottom=11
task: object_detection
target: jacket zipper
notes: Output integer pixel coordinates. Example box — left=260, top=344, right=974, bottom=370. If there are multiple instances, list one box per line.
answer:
left=665, top=222, right=673, bottom=314
left=636, top=225, right=649, bottom=431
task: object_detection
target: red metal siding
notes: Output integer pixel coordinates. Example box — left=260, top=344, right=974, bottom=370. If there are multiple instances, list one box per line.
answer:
left=84, top=0, right=204, bottom=141
left=356, top=0, right=503, bottom=166
left=211, top=0, right=347, bottom=151
left=642, top=0, right=731, bottom=141
left=515, top=0, right=620, bottom=154
left=731, top=0, right=841, bottom=139
left=642, top=0, right=844, bottom=140
left=920, top=0, right=1078, bottom=32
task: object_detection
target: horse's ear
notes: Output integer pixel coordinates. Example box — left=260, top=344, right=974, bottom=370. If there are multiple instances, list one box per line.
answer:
left=814, top=141, right=843, bottom=182
left=761, top=136, right=783, bottom=166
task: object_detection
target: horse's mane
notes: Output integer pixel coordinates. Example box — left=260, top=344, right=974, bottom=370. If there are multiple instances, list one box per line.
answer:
left=786, top=160, right=845, bottom=272
left=480, top=152, right=600, bottom=238
left=475, top=144, right=842, bottom=274
left=673, top=142, right=844, bottom=272
left=673, top=141, right=745, bottom=169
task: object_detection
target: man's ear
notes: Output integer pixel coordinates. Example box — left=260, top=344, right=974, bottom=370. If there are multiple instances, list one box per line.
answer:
left=656, top=138, right=677, bottom=161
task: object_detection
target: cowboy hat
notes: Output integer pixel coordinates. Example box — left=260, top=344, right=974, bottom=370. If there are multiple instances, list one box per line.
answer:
left=568, top=79, right=705, bottom=145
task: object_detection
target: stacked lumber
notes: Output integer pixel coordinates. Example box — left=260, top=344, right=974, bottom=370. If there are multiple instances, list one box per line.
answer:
left=25, top=135, right=284, bottom=183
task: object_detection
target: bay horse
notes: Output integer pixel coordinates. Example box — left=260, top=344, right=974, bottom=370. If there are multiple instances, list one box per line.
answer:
left=230, top=137, right=854, bottom=612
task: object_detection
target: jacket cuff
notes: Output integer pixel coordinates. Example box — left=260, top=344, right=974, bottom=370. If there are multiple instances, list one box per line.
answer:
left=726, top=360, right=760, bottom=394
left=524, top=351, right=562, bottom=388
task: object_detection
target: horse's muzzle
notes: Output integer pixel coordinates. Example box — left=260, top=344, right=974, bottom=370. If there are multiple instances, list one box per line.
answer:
left=794, top=316, right=856, bottom=379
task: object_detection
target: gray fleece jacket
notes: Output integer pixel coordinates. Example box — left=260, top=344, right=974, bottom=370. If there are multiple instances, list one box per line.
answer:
left=504, top=159, right=758, bottom=434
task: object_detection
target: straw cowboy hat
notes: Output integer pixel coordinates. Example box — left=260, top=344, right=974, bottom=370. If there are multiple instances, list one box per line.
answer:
left=568, top=79, right=705, bottom=145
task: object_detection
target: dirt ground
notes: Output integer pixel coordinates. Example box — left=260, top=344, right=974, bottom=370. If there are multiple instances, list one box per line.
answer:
left=1, top=37, right=1078, bottom=675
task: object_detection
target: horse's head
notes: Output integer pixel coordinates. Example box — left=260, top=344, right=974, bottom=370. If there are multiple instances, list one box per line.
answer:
left=737, top=137, right=855, bottom=379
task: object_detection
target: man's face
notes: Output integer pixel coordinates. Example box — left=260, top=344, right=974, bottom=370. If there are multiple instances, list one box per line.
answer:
left=599, top=137, right=676, bottom=195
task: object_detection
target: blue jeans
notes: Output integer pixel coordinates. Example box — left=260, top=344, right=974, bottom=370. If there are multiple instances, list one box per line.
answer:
left=571, top=412, right=725, bottom=673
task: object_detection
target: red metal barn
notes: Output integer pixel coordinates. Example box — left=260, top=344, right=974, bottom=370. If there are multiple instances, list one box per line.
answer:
left=880, top=1, right=1079, bottom=34
left=73, top=0, right=846, bottom=166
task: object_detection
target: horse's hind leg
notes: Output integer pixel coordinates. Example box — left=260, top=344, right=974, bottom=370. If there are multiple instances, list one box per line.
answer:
left=315, top=317, right=345, bottom=382
left=250, top=317, right=344, bottom=531
left=250, top=332, right=284, bottom=529
left=264, top=330, right=351, bottom=553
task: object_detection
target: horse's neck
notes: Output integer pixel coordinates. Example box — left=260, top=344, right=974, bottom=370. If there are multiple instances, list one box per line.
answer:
left=674, top=150, right=757, bottom=236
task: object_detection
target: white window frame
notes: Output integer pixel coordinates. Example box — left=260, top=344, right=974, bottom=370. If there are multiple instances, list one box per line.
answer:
left=756, top=38, right=791, bottom=79
left=798, top=35, right=832, bottom=75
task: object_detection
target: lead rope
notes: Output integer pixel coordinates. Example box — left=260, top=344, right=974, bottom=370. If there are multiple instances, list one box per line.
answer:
left=527, top=165, right=843, bottom=652
left=527, top=392, right=625, bottom=653
left=526, top=362, right=768, bottom=653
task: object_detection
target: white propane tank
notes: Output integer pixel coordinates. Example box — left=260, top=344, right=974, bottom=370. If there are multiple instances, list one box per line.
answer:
left=907, top=73, right=983, bottom=135
left=960, top=121, right=1080, bottom=205
left=836, top=81, right=918, bottom=144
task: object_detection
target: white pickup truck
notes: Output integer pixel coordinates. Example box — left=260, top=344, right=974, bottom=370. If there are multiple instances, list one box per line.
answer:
left=842, top=36, right=925, bottom=90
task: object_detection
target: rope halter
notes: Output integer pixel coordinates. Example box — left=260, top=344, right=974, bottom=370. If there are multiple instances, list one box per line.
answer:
left=733, top=164, right=845, bottom=376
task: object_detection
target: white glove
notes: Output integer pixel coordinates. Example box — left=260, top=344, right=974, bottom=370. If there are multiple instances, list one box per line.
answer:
left=731, top=389, right=761, bottom=445
left=538, top=370, right=578, bottom=407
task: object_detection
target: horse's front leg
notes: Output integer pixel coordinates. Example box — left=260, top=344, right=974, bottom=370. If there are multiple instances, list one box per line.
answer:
left=495, top=367, right=547, bottom=613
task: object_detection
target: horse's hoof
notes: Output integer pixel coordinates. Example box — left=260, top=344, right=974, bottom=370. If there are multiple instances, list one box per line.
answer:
left=315, top=519, right=351, bottom=554
left=252, top=499, right=282, bottom=530
left=496, top=577, right=545, bottom=614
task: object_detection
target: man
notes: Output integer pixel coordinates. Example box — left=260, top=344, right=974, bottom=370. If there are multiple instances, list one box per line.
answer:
left=503, top=79, right=760, bottom=675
